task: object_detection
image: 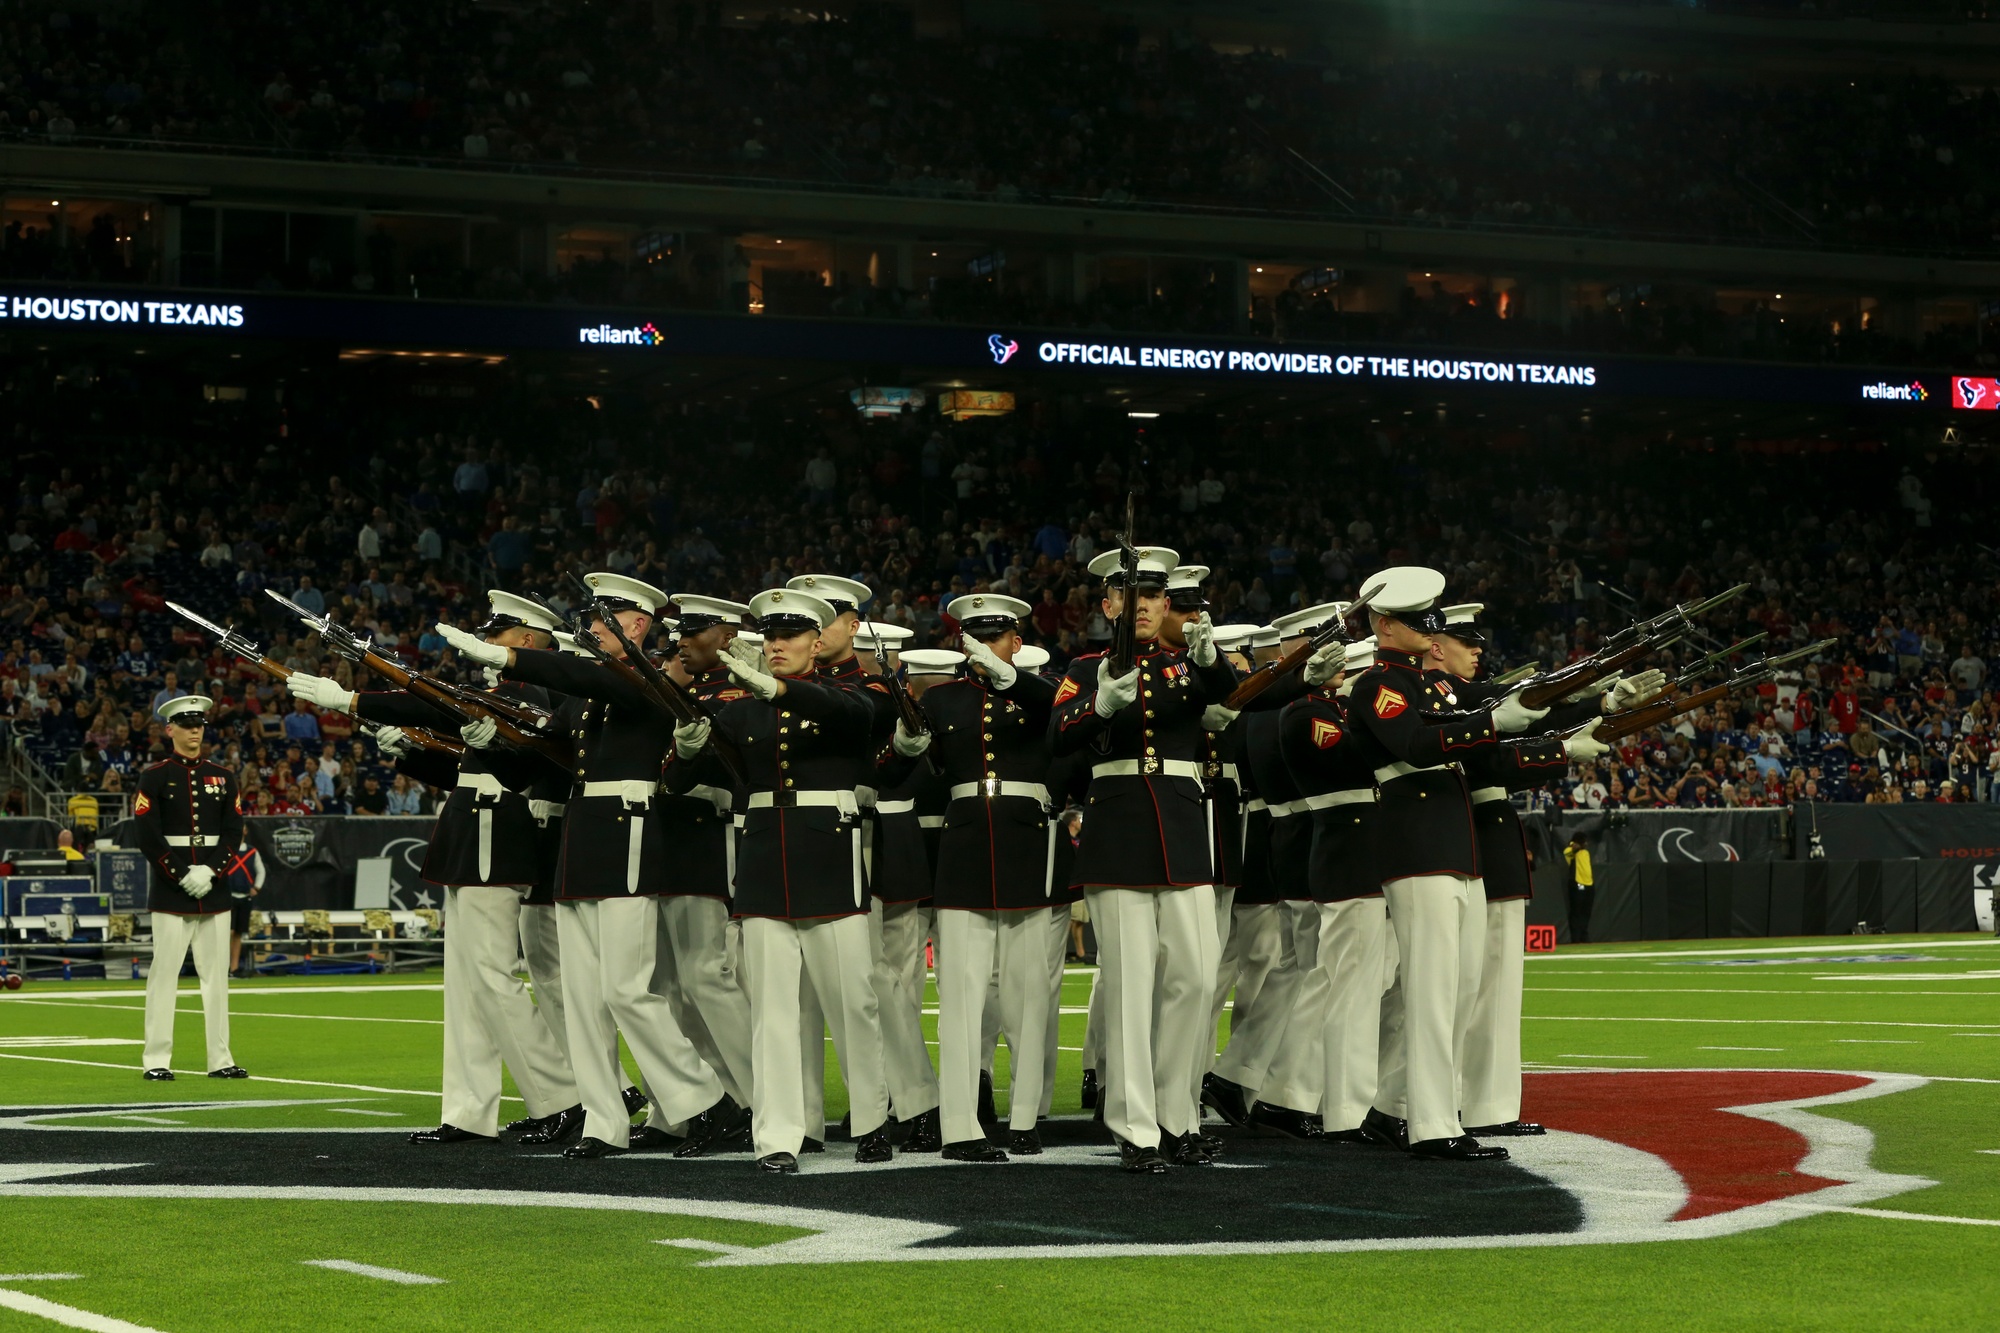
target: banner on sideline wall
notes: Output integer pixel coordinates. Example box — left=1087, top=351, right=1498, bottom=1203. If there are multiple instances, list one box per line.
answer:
left=1792, top=803, right=2000, bottom=863
left=1526, top=809, right=1789, bottom=864
left=112, top=816, right=438, bottom=911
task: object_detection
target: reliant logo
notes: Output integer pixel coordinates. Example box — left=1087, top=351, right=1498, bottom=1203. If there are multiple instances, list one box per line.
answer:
left=988, top=334, right=1020, bottom=365
left=1861, top=380, right=1928, bottom=403
left=578, top=321, right=663, bottom=346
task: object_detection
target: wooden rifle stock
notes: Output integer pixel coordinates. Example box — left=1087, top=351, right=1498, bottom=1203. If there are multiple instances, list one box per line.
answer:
left=1516, top=635, right=1660, bottom=710
left=356, top=649, right=573, bottom=770
left=1595, top=681, right=1732, bottom=743
left=1223, top=621, right=1339, bottom=710
left=571, top=579, right=748, bottom=787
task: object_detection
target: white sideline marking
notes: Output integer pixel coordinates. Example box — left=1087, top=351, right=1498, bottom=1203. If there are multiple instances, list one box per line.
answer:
left=111, top=1117, right=184, bottom=1126
left=329, top=1109, right=406, bottom=1118
left=1977, top=1149, right=2000, bottom=1156
left=1530, top=940, right=2000, bottom=961
left=1554, top=1054, right=1647, bottom=1061
left=3, top=999, right=441, bottom=1026
left=0, top=1276, right=80, bottom=1282
left=0, top=1038, right=142, bottom=1049
left=655, top=1238, right=750, bottom=1255
left=1789, top=1204, right=2000, bottom=1227
left=0, top=1052, right=519, bottom=1104
left=2, top=985, right=444, bottom=999
left=1529, top=987, right=2000, bottom=998
left=1834, top=1040, right=1919, bottom=1045
left=1698, top=1046, right=1784, bottom=1052
left=0, top=1287, right=168, bottom=1333
left=302, top=1260, right=445, bottom=1285
left=1528, top=1016, right=2000, bottom=1030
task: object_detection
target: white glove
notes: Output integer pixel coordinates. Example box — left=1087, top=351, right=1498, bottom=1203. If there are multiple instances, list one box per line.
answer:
left=673, top=718, right=711, bottom=759
left=722, top=648, right=782, bottom=702
left=436, top=623, right=510, bottom=669
left=1184, top=612, right=1218, bottom=668
left=460, top=717, right=498, bottom=749
left=179, top=865, right=216, bottom=899
left=1094, top=656, right=1140, bottom=717
left=1606, top=669, right=1668, bottom=712
left=286, top=671, right=355, bottom=712
left=892, top=720, right=931, bottom=757
left=374, top=726, right=410, bottom=757
left=724, top=638, right=765, bottom=671
left=1564, top=721, right=1611, bottom=763
left=1562, top=677, right=1609, bottom=705
left=1201, top=704, right=1239, bottom=732
left=1302, top=641, right=1343, bottom=686
left=1491, top=689, right=1549, bottom=734
left=962, top=635, right=1016, bottom=690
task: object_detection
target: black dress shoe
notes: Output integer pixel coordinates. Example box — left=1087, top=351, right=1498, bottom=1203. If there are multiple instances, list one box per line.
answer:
left=800, top=1137, right=825, bottom=1154
left=1360, top=1107, right=1409, bottom=1150
left=714, top=1118, right=755, bottom=1153
left=1409, top=1135, right=1510, bottom=1162
left=1008, top=1128, right=1043, bottom=1156
left=562, top=1136, right=627, bottom=1159
left=852, top=1127, right=893, bottom=1163
left=1248, top=1100, right=1322, bottom=1140
left=1304, top=1112, right=1324, bottom=1135
left=1117, top=1139, right=1169, bottom=1174
left=756, top=1152, right=799, bottom=1174
left=207, top=1066, right=249, bottom=1079
left=142, top=1068, right=175, bottom=1082
left=408, top=1124, right=495, bottom=1145
left=942, top=1138, right=1009, bottom=1163
left=1465, top=1120, right=1547, bottom=1138
left=1196, top=1131, right=1226, bottom=1160
left=519, top=1105, right=586, bottom=1146
left=621, top=1086, right=648, bottom=1117
left=1080, top=1068, right=1100, bottom=1110
left=901, top=1107, right=943, bottom=1154
left=1321, top=1127, right=1372, bottom=1144
left=1161, top=1131, right=1212, bottom=1166
left=504, top=1114, right=541, bottom=1133
left=1200, top=1073, right=1252, bottom=1127
left=626, top=1125, right=686, bottom=1152
left=976, top=1071, right=1000, bottom=1131
left=673, top=1093, right=749, bottom=1159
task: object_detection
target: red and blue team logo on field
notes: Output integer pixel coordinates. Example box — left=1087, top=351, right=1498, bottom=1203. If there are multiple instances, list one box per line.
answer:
left=988, top=334, right=1020, bottom=365
left=0, top=1068, right=1930, bottom=1263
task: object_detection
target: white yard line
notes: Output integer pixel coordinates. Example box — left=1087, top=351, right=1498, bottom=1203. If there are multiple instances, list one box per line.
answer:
left=0, top=1277, right=80, bottom=1283
left=1528, top=987, right=2000, bottom=998
left=0, top=985, right=443, bottom=999
left=0, top=999, right=440, bottom=1026
left=0, top=1287, right=169, bottom=1333
left=1530, top=940, right=2000, bottom=962
left=0, top=1052, right=497, bottom=1102
left=1833, top=1039, right=1919, bottom=1045
left=110, top=1116, right=185, bottom=1126
left=302, top=1260, right=445, bottom=1285
left=1553, top=1054, right=1648, bottom=1060
left=1697, top=1046, right=1784, bottom=1052
left=1527, top=1016, right=2000, bottom=1030
left=328, top=1109, right=407, bottom=1118
left=654, top=1238, right=750, bottom=1256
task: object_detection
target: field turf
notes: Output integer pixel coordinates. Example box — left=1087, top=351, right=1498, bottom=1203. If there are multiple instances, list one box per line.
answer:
left=0, top=933, right=1996, bottom=1331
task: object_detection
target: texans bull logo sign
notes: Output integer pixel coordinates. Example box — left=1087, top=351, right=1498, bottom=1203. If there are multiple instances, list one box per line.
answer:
left=0, top=1069, right=1930, bottom=1265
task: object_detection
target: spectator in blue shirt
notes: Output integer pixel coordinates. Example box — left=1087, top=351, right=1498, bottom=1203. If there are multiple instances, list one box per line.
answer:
left=292, top=576, right=326, bottom=616
left=150, top=670, right=188, bottom=715
left=487, top=516, right=532, bottom=585
left=282, top=697, right=322, bottom=744
left=1032, top=518, right=1069, bottom=562
left=115, top=634, right=155, bottom=682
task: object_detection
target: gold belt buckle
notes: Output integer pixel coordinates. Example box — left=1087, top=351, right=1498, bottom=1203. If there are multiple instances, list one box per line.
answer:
left=1141, top=757, right=1161, bottom=776
left=1203, top=761, right=1221, bottom=780
left=981, top=778, right=1002, bottom=799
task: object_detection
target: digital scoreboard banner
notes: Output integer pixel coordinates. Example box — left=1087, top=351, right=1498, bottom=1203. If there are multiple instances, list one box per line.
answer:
left=0, top=283, right=1966, bottom=410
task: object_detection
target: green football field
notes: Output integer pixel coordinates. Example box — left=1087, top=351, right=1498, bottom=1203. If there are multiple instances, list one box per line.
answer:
left=1, top=934, right=1997, bottom=1332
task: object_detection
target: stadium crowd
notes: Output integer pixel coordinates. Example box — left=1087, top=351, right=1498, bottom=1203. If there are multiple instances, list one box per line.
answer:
left=1, top=352, right=1996, bottom=838
left=4, top=3, right=1995, bottom=254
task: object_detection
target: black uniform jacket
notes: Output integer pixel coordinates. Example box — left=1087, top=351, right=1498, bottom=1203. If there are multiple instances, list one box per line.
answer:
left=1429, top=671, right=1571, bottom=902
left=869, top=740, right=951, bottom=906
left=136, top=754, right=245, bottom=915
left=354, top=682, right=556, bottom=889
left=666, top=669, right=878, bottom=921
left=1236, top=709, right=1311, bottom=904
left=920, top=666, right=1063, bottom=911
left=1205, top=722, right=1245, bottom=890
left=504, top=649, right=678, bottom=900
left=1342, top=645, right=1512, bottom=883
left=1278, top=689, right=1383, bottom=902
left=647, top=664, right=753, bottom=902
left=1050, top=641, right=1239, bottom=890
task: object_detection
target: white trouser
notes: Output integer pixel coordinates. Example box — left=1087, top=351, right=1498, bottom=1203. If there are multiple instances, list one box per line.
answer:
left=1088, top=884, right=1220, bottom=1146
left=1382, top=874, right=1487, bottom=1145
left=938, top=909, right=1055, bottom=1144
left=518, top=902, right=571, bottom=1065
left=1252, top=902, right=1329, bottom=1112
left=1199, top=886, right=1238, bottom=1076
left=870, top=899, right=939, bottom=1119
left=557, top=898, right=722, bottom=1148
left=142, top=910, right=233, bottom=1072
left=1210, top=901, right=1299, bottom=1096
left=1038, top=903, right=1069, bottom=1117
left=743, top=914, right=889, bottom=1158
left=1375, top=931, right=1407, bottom=1119
left=1461, top=898, right=1527, bottom=1128
left=653, top=895, right=755, bottom=1108
left=441, top=886, right=576, bottom=1134
left=1081, top=966, right=1104, bottom=1074
left=1316, top=897, right=1393, bottom=1132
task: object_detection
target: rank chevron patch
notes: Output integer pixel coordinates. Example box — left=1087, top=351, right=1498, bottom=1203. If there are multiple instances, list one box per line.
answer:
left=1053, top=678, right=1080, bottom=706
left=1373, top=685, right=1408, bottom=719
left=1311, top=717, right=1343, bottom=749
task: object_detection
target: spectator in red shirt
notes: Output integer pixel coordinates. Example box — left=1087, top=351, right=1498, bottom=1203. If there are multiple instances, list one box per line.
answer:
left=1829, top=685, right=1861, bottom=735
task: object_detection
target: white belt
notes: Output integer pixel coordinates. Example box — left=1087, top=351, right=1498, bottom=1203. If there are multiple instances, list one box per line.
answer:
left=1214, top=762, right=1240, bottom=785
left=948, top=780, right=1051, bottom=805
left=1301, top=790, right=1376, bottom=810
left=163, top=835, right=211, bottom=847
left=528, top=799, right=566, bottom=823
left=855, top=785, right=878, bottom=810
left=1243, top=798, right=1268, bottom=815
left=1092, top=759, right=1205, bottom=780
left=456, top=772, right=507, bottom=800
left=1267, top=798, right=1308, bottom=819
left=685, top=783, right=733, bottom=816
left=581, top=779, right=657, bottom=806
left=746, top=789, right=861, bottom=816
left=1374, top=761, right=1451, bottom=784
left=876, top=799, right=917, bottom=815
left=1470, top=786, right=1508, bottom=804
left=919, top=815, right=945, bottom=830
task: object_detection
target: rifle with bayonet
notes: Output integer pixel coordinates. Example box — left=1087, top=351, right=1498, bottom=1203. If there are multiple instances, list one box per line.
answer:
left=864, top=610, right=940, bottom=775
left=1224, top=611, right=1348, bottom=711
left=1512, top=582, right=1750, bottom=710
left=567, top=575, right=748, bottom=788
left=169, top=600, right=465, bottom=758
left=265, top=589, right=571, bottom=769
left=1107, top=491, right=1140, bottom=679
left=1595, top=639, right=1834, bottom=743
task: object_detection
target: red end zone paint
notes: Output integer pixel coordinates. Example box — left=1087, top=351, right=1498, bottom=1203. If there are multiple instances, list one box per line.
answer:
left=1527, top=1070, right=1872, bottom=1221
